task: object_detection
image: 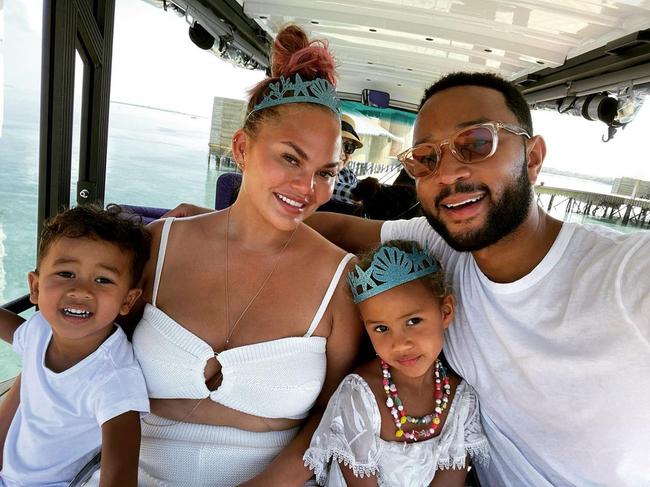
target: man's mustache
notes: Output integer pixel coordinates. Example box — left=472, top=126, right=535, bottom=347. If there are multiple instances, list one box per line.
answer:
left=434, top=182, right=490, bottom=207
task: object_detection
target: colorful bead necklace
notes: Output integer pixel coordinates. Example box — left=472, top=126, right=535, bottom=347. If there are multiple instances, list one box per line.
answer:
left=381, top=358, right=450, bottom=442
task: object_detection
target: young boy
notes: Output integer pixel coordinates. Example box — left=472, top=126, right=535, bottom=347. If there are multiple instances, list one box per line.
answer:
left=0, top=205, right=151, bottom=486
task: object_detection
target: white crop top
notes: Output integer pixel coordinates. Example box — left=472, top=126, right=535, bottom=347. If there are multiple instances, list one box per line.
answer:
left=132, top=218, right=353, bottom=420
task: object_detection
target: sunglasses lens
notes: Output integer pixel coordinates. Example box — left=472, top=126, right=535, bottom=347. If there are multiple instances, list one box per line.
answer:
left=406, top=144, right=439, bottom=177
left=453, top=126, right=494, bottom=162
left=343, top=142, right=356, bottom=155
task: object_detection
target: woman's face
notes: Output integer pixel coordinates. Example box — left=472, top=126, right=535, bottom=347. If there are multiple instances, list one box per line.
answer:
left=235, top=105, right=342, bottom=230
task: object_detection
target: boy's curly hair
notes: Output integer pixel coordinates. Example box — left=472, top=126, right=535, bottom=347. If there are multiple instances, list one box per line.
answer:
left=38, top=204, right=151, bottom=286
left=355, top=239, right=449, bottom=299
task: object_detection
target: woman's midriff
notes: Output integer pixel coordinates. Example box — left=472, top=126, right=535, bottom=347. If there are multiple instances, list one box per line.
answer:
left=149, top=398, right=303, bottom=432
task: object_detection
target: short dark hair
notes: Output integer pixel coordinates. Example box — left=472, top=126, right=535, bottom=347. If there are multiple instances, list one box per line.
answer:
left=419, top=72, right=533, bottom=134
left=355, top=239, right=449, bottom=299
left=38, top=204, right=151, bottom=286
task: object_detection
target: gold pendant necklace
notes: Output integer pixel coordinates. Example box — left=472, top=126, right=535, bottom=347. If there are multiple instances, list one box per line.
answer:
left=223, top=205, right=297, bottom=350
left=146, top=208, right=298, bottom=427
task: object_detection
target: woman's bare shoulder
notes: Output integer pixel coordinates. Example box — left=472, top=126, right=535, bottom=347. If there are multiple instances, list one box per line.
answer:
left=299, top=222, right=354, bottom=259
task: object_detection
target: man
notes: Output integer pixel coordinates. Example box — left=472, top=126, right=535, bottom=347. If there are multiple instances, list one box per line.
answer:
left=331, top=114, right=363, bottom=205
left=309, top=72, right=650, bottom=486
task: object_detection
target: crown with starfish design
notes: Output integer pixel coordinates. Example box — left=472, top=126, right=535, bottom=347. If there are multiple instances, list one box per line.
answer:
left=249, top=73, right=341, bottom=116
left=347, top=242, right=441, bottom=304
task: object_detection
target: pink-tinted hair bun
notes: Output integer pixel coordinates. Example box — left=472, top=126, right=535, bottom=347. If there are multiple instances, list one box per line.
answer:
left=244, top=25, right=338, bottom=131
left=271, top=25, right=337, bottom=86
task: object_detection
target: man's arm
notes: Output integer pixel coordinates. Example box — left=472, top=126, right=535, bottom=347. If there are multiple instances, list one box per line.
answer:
left=0, top=308, right=26, bottom=343
left=98, top=411, right=141, bottom=486
left=305, top=212, right=383, bottom=254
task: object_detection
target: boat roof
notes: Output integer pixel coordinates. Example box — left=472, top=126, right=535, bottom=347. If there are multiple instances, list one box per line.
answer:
left=145, top=1, right=650, bottom=109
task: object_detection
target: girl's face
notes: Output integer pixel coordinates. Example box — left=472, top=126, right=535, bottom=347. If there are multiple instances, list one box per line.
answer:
left=233, top=105, right=342, bottom=231
left=358, top=279, right=454, bottom=378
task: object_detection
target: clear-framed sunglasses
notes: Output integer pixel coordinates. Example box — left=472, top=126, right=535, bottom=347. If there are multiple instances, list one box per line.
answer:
left=397, top=121, right=531, bottom=179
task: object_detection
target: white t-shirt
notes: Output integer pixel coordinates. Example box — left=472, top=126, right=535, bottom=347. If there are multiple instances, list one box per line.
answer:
left=382, top=218, right=650, bottom=486
left=0, top=312, right=150, bottom=487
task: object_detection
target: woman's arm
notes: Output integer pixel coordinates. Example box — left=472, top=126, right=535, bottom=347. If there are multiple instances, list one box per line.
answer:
left=0, top=374, right=21, bottom=465
left=239, top=264, right=365, bottom=486
left=98, top=411, right=142, bottom=487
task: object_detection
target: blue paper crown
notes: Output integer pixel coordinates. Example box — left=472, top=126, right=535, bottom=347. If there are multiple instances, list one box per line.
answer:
left=249, top=74, right=341, bottom=116
left=347, top=243, right=440, bottom=304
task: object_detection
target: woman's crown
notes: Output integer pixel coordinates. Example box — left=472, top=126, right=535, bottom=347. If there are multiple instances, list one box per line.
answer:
left=347, top=243, right=440, bottom=304
left=249, top=74, right=341, bottom=116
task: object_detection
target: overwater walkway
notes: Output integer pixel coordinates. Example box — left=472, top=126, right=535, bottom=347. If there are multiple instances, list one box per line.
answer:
left=535, top=186, right=650, bottom=228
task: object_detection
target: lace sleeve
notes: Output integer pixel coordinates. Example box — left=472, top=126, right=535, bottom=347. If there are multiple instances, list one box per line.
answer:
left=436, top=381, right=490, bottom=470
left=461, top=383, right=490, bottom=467
left=304, top=374, right=382, bottom=485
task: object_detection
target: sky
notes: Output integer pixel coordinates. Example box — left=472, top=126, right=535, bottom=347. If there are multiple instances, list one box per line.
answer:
left=3, top=0, right=650, bottom=180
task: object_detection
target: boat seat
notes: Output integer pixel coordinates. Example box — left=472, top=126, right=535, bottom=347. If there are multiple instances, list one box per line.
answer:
left=118, top=170, right=364, bottom=221
left=69, top=451, right=101, bottom=486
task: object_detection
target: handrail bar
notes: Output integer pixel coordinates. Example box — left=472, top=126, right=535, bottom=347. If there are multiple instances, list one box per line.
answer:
left=1, top=295, right=33, bottom=314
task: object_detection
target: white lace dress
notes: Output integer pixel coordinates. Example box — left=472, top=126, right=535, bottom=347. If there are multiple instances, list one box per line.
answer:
left=304, top=374, right=489, bottom=486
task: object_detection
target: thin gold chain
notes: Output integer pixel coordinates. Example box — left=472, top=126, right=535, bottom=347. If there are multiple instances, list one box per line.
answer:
left=144, top=208, right=298, bottom=427
left=223, top=205, right=297, bottom=349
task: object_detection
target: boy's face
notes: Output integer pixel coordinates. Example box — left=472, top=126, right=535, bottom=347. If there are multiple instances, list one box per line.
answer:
left=358, top=279, right=454, bottom=379
left=28, top=237, right=142, bottom=343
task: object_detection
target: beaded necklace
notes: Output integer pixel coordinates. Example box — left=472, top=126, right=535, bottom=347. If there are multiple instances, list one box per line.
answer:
left=381, top=358, right=450, bottom=441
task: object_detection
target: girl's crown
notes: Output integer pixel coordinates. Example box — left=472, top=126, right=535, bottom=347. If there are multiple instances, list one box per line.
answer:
left=347, top=243, right=440, bottom=304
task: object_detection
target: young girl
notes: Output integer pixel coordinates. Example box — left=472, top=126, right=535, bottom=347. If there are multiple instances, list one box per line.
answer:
left=304, top=240, right=489, bottom=486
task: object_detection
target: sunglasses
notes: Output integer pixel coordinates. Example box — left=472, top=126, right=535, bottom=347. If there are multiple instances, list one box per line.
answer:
left=342, top=140, right=357, bottom=156
left=397, top=121, right=530, bottom=179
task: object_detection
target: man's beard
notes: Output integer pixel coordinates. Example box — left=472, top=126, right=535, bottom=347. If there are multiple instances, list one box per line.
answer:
left=423, top=159, right=533, bottom=252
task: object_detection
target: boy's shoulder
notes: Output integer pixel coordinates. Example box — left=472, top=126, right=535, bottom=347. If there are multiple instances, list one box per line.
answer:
left=13, top=312, right=51, bottom=355
left=89, top=325, right=141, bottom=377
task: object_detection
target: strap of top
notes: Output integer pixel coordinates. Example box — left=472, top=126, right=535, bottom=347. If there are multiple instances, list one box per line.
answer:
left=151, top=217, right=175, bottom=307
left=304, top=253, right=355, bottom=337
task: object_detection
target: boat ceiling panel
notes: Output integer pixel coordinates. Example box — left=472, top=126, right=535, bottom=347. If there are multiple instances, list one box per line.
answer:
left=238, top=0, right=650, bottom=106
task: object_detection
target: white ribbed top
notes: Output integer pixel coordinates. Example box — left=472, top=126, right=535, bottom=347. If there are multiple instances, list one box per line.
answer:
left=133, top=218, right=353, bottom=419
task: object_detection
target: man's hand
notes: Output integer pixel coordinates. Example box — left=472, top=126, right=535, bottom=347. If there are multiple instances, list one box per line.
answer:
left=162, top=203, right=213, bottom=219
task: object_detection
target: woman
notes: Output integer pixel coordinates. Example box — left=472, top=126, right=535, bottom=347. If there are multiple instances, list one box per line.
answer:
left=132, top=26, right=363, bottom=485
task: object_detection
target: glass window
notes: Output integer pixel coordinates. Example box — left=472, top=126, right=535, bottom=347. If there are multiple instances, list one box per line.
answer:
left=104, top=0, right=265, bottom=210
left=533, top=94, right=650, bottom=233
left=341, top=100, right=416, bottom=183
left=0, top=0, right=43, bottom=380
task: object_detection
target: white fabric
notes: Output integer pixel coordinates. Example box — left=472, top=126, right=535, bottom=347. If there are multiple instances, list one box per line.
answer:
left=138, top=413, right=305, bottom=486
left=382, top=217, right=650, bottom=486
left=134, top=216, right=353, bottom=419
left=0, top=312, right=149, bottom=487
left=304, top=374, right=489, bottom=486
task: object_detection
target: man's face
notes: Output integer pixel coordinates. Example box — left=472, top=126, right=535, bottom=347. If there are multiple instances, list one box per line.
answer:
left=340, top=137, right=357, bottom=167
left=414, top=86, right=534, bottom=251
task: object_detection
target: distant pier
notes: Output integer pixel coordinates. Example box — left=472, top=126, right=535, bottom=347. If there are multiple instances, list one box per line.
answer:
left=535, top=186, right=650, bottom=228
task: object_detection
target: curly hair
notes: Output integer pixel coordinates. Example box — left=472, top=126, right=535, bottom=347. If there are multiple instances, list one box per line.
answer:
left=420, top=71, right=533, bottom=135
left=38, top=204, right=151, bottom=286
